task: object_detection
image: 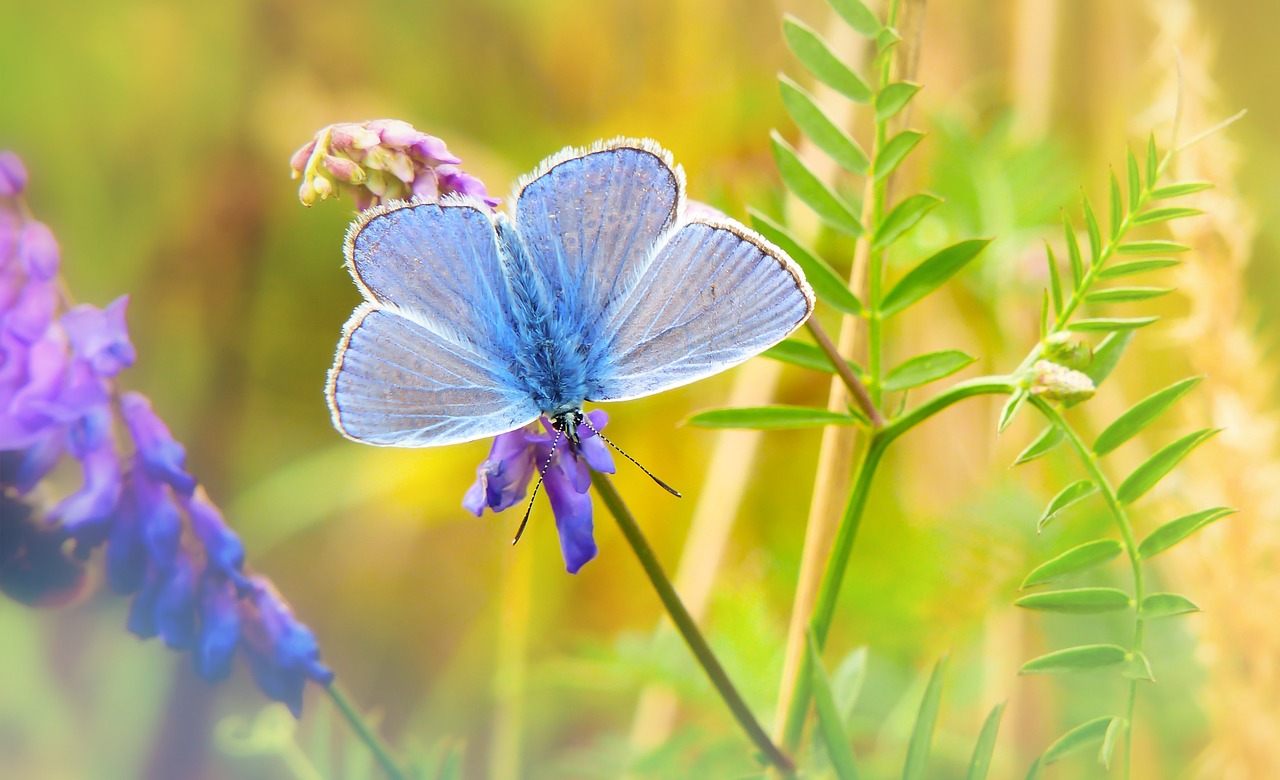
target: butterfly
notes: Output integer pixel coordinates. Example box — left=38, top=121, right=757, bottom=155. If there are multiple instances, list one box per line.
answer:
left=326, top=137, right=814, bottom=457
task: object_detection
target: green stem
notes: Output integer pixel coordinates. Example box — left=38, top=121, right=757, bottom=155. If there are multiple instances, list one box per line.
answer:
left=780, top=376, right=1016, bottom=749
left=1028, top=397, right=1145, bottom=779
left=326, top=683, right=409, bottom=780
left=591, top=473, right=795, bottom=774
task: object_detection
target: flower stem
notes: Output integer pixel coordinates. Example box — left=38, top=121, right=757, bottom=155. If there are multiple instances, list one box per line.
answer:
left=591, top=472, right=795, bottom=774
left=325, top=683, right=409, bottom=780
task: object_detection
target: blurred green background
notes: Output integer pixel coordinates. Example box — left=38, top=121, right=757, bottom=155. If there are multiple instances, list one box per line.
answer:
left=2, top=0, right=1278, bottom=777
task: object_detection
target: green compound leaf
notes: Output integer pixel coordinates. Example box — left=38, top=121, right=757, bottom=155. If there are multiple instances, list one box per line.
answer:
left=1123, top=650, right=1155, bottom=681
left=830, top=0, right=880, bottom=37
left=1127, top=148, right=1142, bottom=212
left=1014, top=425, right=1063, bottom=466
left=1014, top=587, right=1131, bottom=614
left=874, top=130, right=925, bottom=180
left=875, top=82, right=922, bottom=122
left=749, top=209, right=865, bottom=315
left=1094, top=377, right=1203, bottom=456
left=1038, top=480, right=1097, bottom=532
left=1019, top=644, right=1128, bottom=675
left=1108, top=170, right=1124, bottom=240
left=1041, top=716, right=1120, bottom=766
left=1068, top=316, right=1159, bottom=332
left=998, top=390, right=1028, bottom=433
left=903, top=655, right=949, bottom=780
left=1098, top=258, right=1181, bottom=279
left=1145, top=134, right=1159, bottom=187
left=883, top=350, right=976, bottom=392
left=1117, top=428, right=1220, bottom=505
left=1082, top=196, right=1102, bottom=265
left=880, top=239, right=990, bottom=317
left=1083, top=287, right=1173, bottom=305
left=1099, top=717, right=1126, bottom=769
left=1132, top=207, right=1203, bottom=226
left=770, top=132, right=865, bottom=236
left=1084, top=330, right=1135, bottom=386
left=1021, top=539, right=1124, bottom=588
left=873, top=193, right=941, bottom=249
left=1116, top=239, right=1192, bottom=255
left=783, top=16, right=873, bottom=102
left=807, top=629, right=861, bottom=780
left=1044, top=242, right=1064, bottom=315
left=1062, top=214, right=1085, bottom=291
left=1140, top=592, right=1201, bottom=621
left=687, top=405, right=862, bottom=430
left=965, top=702, right=1006, bottom=780
left=778, top=76, right=870, bottom=174
left=1149, top=180, right=1213, bottom=200
left=1139, top=506, right=1236, bottom=559
left=763, top=339, right=865, bottom=377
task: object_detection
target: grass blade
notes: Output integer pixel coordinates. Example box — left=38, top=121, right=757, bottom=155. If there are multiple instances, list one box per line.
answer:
left=965, top=702, right=1006, bottom=780
left=807, top=629, right=861, bottom=780
left=902, top=655, right=948, bottom=780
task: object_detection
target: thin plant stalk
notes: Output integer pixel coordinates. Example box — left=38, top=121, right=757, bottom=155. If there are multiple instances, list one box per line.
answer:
left=325, top=684, right=409, bottom=780
left=591, top=472, right=795, bottom=774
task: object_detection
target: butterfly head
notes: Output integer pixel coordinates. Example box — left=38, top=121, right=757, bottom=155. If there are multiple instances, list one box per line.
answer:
left=549, top=408, right=585, bottom=447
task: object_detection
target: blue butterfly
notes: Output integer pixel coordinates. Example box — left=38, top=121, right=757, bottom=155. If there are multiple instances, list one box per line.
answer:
left=326, top=137, right=813, bottom=468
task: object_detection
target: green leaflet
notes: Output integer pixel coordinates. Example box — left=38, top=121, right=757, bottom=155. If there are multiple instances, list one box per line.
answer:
left=1041, top=716, right=1120, bottom=765
left=1014, top=425, right=1063, bottom=466
left=965, top=703, right=1006, bottom=780
left=1145, top=134, right=1159, bottom=187
left=998, top=390, right=1027, bottom=433
left=1116, top=239, right=1192, bottom=255
left=1062, top=213, right=1084, bottom=291
left=1013, top=587, right=1131, bottom=614
left=782, top=16, right=873, bottom=102
left=1149, top=180, right=1213, bottom=199
left=1123, top=650, right=1155, bottom=682
left=1138, top=506, right=1236, bottom=559
left=778, top=76, right=869, bottom=174
left=880, top=239, right=990, bottom=317
left=1132, top=206, right=1203, bottom=226
left=829, top=0, right=880, bottom=37
left=1038, top=479, right=1096, bottom=532
left=1081, top=196, right=1102, bottom=265
left=1116, top=428, right=1220, bottom=504
left=1068, top=316, right=1159, bottom=332
left=875, top=82, right=921, bottom=122
left=1099, top=718, right=1126, bottom=769
left=1018, top=644, right=1128, bottom=675
left=749, top=209, right=864, bottom=315
left=1083, top=286, right=1173, bottom=304
left=1108, top=170, right=1123, bottom=240
left=874, top=130, right=924, bottom=180
left=903, top=655, right=948, bottom=780
left=686, top=405, right=862, bottom=430
left=873, top=193, right=941, bottom=249
left=807, top=630, right=861, bottom=780
left=1044, top=242, right=1064, bottom=315
left=1020, top=539, right=1123, bottom=588
left=883, top=350, right=976, bottom=391
left=770, top=132, right=864, bottom=235
left=1126, top=147, right=1142, bottom=212
left=1140, top=592, right=1201, bottom=621
left=1093, top=377, right=1202, bottom=455
left=1084, top=331, right=1135, bottom=386
left=763, top=339, right=865, bottom=378
left=1097, top=258, right=1180, bottom=279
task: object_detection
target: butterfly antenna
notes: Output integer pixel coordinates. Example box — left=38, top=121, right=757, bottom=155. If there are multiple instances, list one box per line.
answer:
left=512, top=430, right=563, bottom=546
left=580, top=416, right=682, bottom=498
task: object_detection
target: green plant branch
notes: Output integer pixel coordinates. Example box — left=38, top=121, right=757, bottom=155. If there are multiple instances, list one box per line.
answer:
left=591, top=473, right=796, bottom=774
left=326, top=683, right=409, bottom=780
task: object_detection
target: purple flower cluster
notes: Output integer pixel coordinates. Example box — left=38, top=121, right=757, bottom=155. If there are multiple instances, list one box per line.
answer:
left=0, top=151, right=331, bottom=716
left=464, top=411, right=615, bottom=574
left=291, top=119, right=499, bottom=211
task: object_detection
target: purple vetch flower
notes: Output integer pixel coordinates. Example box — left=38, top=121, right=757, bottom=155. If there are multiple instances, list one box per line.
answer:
left=290, top=119, right=499, bottom=210
left=464, top=410, right=615, bottom=574
left=240, top=578, right=335, bottom=717
left=0, top=152, right=28, bottom=198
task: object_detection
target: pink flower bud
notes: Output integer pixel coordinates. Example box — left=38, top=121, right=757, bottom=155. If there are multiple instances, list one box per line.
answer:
left=288, top=140, right=316, bottom=175
left=0, top=151, right=28, bottom=197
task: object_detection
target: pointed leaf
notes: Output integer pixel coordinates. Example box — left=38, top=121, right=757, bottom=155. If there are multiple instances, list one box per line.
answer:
left=1019, top=644, right=1128, bottom=674
left=1068, top=316, right=1158, bottom=332
left=875, top=26, right=901, bottom=53
left=1025, top=757, right=1044, bottom=780
left=1149, top=180, right=1213, bottom=199
left=1082, top=197, right=1102, bottom=265
left=1084, top=287, right=1173, bottom=304
left=1132, top=207, right=1203, bottom=226
left=807, top=629, right=861, bottom=780
left=831, top=0, right=881, bottom=36
left=1140, top=592, right=1201, bottom=620
left=1014, top=587, right=1131, bottom=614
left=687, top=405, right=862, bottom=430
left=874, top=193, right=941, bottom=248
left=1038, top=480, right=1096, bottom=531
left=1116, top=239, right=1192, bottom=255
left=1039, top=289, right=1050, bottom=338
left=1117, top=428, right=1220, bottom=504
left=874, top=130, right=924, bottom=180
left=1108, top=170, right=1124, bottom=240
left=1021, top=539, right=1123, bottom=587
left=1084, top=331, right=1134, bottom=386
left=763, top=339, right=865, bottom=377
left=1098, top=258, right=1180, bottom=279
left=1045, top=242, right=1064, bottom=315
left=1042, top=717, right=1119, bottom=765
left=884, top=350, right=975, bottom=391
left=903, top=655, right=948, bottom=780
left=782, top=16, right=873, bottom=102
left=1099, top=717, right=1126, bottom=769
left=880, top=239, right=990, bottom=317
left=750, top=210, right=864, bottom=314
left=771, top=132, right=864, bottom=235
left=1123, top=650, right=1154, bottom=681
left=1139, top=507, right=1236, bottom=559
left=998, top=390, right=1027, bottom=433
left=1126, top=148, right=1142, bottom=212
left=779, top=76, right=870, bottom=174
left=832, top=647, right=869, bottom=724
left=1093, top=377, right=1202, bottom=455
left=965, top=702, right=1006, bottom=780
left=1062, top=214, right=1084, bottom=290
left=1145, top=133, right=1159, bottom=187
left=1014, top=425, right=1063, bottom=466
left=876, top=82, right=922, bottom=122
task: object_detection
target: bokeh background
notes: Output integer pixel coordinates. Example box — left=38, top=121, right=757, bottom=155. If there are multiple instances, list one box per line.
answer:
left=2, top=0, right=1277, bottom=777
